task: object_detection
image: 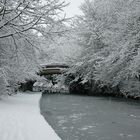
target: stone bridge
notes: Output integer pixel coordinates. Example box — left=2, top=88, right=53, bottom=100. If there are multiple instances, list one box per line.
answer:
left=34, top=63, right=70, bottom=93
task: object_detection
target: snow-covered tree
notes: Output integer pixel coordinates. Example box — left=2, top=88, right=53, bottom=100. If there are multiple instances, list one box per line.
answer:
left=72, top=0, right=140, bottom=98
left=0, top=0, right=68, bottom=96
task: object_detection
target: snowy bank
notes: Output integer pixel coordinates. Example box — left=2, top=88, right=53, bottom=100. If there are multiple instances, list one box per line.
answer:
left=0, top=92, right=61, bottom=140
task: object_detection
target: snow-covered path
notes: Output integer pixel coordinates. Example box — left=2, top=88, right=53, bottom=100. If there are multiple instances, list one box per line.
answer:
left=0, top=92, right=61, bottom=140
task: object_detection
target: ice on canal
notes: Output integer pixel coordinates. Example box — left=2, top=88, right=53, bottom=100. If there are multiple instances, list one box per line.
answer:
left=40, top=93, right=140, bottom=140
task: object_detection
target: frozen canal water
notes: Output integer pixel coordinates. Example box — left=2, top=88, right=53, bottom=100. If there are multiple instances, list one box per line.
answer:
left=40, top=93, right=140, bottom=140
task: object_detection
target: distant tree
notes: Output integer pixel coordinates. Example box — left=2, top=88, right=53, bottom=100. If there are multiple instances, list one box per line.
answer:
left=38, top=27, right=82, bottom=65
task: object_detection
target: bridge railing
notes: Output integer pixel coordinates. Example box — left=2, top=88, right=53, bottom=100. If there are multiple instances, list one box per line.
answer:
left=38, top=63, right=69, bottom=76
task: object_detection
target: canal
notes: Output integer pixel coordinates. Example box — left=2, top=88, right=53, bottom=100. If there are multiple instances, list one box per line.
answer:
left=40, top=93, right=140, bottom=140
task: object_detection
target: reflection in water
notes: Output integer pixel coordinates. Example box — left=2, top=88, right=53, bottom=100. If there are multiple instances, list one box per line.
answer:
left=40, top=93, right=140, bottom=140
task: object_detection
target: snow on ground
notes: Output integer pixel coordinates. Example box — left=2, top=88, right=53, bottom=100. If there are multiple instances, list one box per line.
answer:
left=0, top=92, right=61, bottom=140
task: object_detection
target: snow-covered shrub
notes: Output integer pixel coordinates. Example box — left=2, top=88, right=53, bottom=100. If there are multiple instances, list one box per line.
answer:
left=0, top=76, right=7, bottom=96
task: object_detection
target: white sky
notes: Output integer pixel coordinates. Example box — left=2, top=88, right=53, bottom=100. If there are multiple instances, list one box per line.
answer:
left=64, top=0, right=84, bottom=17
